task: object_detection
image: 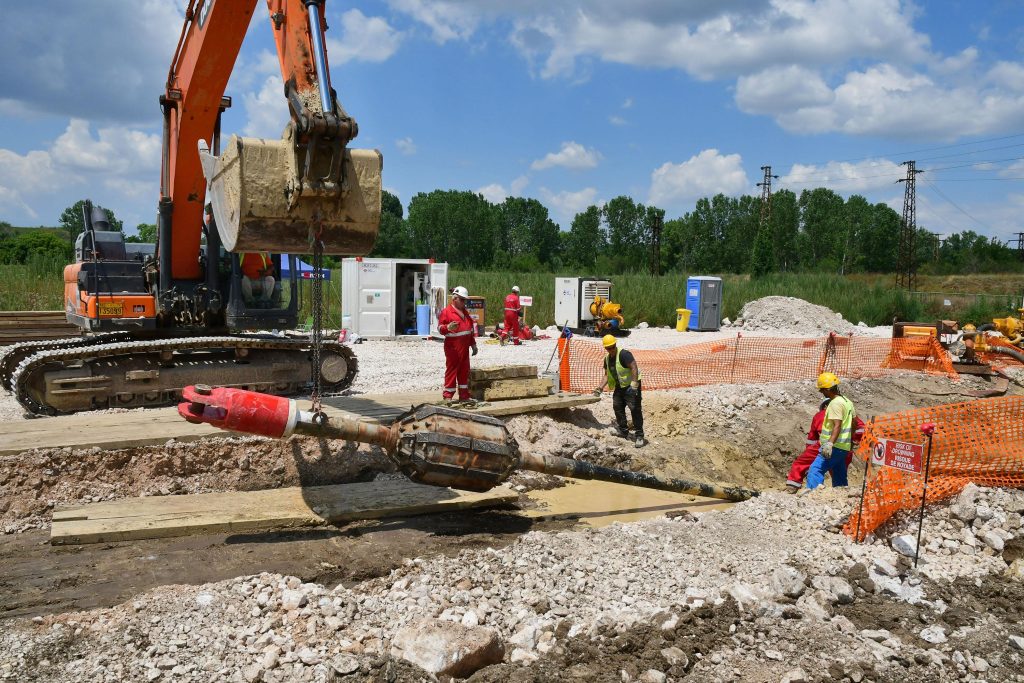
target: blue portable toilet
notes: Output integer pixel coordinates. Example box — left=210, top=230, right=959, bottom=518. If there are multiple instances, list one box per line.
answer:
left=684, top=276, right=723, bottom=331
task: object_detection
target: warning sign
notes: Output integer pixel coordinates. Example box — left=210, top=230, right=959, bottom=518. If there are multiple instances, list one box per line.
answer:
left=874, top=438, right=925, bottom=474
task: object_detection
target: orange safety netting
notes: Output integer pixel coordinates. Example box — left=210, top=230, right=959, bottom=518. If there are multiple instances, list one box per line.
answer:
left=844, top=396, right=1024, bottom=541
left=557, top=334, right=955, bottom=393
left=977, top=336, right=1024, bottom=372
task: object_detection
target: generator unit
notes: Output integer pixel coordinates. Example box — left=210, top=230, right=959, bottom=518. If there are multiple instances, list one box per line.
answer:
left=554, top=277, right=629, bottom=336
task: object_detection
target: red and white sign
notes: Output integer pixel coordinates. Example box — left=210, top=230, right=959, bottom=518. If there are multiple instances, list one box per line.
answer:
left=872, top=438, right=925, bottom=474
left=519, top=296, right=533, bottom=306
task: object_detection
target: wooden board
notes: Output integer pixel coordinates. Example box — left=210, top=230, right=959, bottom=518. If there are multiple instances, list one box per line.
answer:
left=476, top=378, right=553, bottom=401
left=0, top=391, right=599, bottom=456
left=469, top=365, right=537, bottom=381
left=0, top=311, right=79, bottom=343
left=50, top=480, right=519, bottom=545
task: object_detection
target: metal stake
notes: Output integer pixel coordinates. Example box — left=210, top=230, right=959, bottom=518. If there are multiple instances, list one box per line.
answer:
left=914, top=423, right=936, bottom=567
left=854, top=416, right=874, bottom=543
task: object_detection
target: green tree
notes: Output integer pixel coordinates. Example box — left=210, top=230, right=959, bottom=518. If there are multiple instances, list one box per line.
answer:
left=563, top=205, right=605, bottom=269
left=0, top=230, right=73, bottom=264
left=58, top=200, right=123, bottom=241
left=381, top=190, right=404, bottom=220
left=770, top=190, right=799, bottom=272
left=750, top=222, right=774, bottom=277
left=798, top=188, right=845, bottom=269
left=603, top=195, right=647, bottom=272
left=406, top=190, right=498, bottom=268
left=497, top=197, right=561, bottom=267
left=125, top=223, right=157, bottom=243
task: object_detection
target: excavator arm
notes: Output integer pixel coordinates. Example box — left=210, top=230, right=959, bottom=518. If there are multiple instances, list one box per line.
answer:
left=159, top=0, right=381, bottom=289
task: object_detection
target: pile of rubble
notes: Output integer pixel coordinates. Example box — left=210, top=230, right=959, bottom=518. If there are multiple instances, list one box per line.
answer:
left=729, top=296, right=860, bottom=336
left=4, top=485, right=1022, bottom=682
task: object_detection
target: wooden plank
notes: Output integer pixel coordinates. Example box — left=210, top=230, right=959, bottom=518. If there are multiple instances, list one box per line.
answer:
left=0, top=311, right=68, bottom=319
left=469, top=365, right=537, bottom=382
left=477, top=378, right=553, bottom=401
left=50, top=480, right=519, bottom=544
left=0, top=391, right=600, bottom=456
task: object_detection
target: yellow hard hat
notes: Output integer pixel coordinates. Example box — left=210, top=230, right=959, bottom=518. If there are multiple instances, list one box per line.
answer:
left=816, top=372, right=840, bottom=390
left=602, top=334, right=617, bottom=348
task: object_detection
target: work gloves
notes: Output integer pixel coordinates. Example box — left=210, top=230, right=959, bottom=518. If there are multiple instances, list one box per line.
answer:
left=625, top=386, right=638, bottom=400
left=820, top=441, right=834, bottom=457
left=471, top=346, right=478, bottom=357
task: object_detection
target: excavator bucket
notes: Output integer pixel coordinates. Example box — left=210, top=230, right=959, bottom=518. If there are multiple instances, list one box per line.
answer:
left=199, top=128, right=382, bottom=255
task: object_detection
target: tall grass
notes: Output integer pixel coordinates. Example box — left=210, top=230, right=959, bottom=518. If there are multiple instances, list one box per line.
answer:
left=0, top=256, right=65, bottom=311
left=1, top=262, right=1019, bottom=329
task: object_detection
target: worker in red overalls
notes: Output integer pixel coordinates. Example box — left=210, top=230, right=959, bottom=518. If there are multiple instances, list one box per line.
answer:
left=438, top=286, right=478, bottom=403
left=503, top=285, right=522, bottom=346
left=785, top=398, right=865, bottom=492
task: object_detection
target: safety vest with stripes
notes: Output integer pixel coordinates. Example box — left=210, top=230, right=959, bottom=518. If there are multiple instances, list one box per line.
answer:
left=605, top=349, right=641, bottom=389
left=820, top=395, right=856, bottom=451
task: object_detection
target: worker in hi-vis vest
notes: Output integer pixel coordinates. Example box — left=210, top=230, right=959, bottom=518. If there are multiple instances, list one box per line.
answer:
left=806, top=372, right=857, bottom=489
left=593, top=334, right=645, bottom=448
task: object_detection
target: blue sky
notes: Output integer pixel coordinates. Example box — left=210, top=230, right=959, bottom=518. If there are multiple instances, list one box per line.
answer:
left=1, top=0, right=1023, bottom=243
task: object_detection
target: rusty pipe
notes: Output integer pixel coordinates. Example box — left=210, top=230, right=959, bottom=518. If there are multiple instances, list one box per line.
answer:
left=178, top=386, right=759, bottom=502
left=518, top=452, right=758, bottom=502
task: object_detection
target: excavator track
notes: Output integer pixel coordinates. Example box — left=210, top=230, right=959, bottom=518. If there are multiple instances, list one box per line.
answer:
left=11, top=336, right=358, bottom=416
left=0, top=333, right=132, bottom=391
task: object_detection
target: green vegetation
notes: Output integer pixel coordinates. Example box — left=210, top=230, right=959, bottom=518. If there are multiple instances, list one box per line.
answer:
left=0, top=256, right=66, bottom=311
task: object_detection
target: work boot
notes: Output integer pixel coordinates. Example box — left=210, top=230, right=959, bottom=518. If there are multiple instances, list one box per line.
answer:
left=634, top=435, right=646, bottom=448
left=783, top=486, right=799, bottom=494
left=610, top=426, right=629, bottom=439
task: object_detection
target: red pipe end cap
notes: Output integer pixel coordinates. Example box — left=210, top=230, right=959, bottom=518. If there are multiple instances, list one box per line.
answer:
left=920, top=422, right=936, bottom=436
left=177, top=386, right=293, bottom=438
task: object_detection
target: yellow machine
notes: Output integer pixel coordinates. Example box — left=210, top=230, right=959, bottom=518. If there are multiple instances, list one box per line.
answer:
left=589, top=295, right=625, bottom=335
left=989, top=310, right=1024, bottom=347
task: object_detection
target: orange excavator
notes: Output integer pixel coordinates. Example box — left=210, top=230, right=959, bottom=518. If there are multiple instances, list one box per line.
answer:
left=0, top=0, right=382, bottom=414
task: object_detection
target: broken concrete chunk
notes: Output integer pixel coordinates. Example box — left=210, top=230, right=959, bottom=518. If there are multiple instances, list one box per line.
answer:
left=391, top=619, right=504, bottom=678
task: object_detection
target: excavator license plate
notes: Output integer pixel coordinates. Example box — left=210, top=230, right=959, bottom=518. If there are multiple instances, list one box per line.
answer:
left=99, top=303, right=123, bottom=316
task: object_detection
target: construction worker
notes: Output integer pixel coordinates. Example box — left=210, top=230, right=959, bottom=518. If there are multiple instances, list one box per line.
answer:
left=593, top=335, right=645, bottom=448
left=503, top=285, right=522, bottom=345
left=806, top=372, right=857, bottom=490
left=438, top=286, right=478, bottom=403
left=785, top=398, right=865, bottom=492
left=240, top=252, right=275, bottom=306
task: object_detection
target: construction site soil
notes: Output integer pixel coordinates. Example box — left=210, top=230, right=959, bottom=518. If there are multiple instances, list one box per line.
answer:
left=0, top=315, right=1022, bottom=682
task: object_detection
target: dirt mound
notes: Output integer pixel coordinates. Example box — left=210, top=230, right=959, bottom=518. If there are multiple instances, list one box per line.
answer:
left=732, top=295, right=859, bottom=335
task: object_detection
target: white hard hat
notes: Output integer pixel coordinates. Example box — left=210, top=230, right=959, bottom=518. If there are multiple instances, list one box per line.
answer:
left=512, top=285, right=520, bottom=292
left=452, top=286, right=469, bottom=299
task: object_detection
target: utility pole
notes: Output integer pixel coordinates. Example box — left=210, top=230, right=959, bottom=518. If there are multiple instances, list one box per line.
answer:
left=1015, top=232, right=1024, bottom=261
left=649, top=210, right=664, bottom=276
left=896, top=161, right=923, bottom=290
left=757, top=165, right=778, bottom=230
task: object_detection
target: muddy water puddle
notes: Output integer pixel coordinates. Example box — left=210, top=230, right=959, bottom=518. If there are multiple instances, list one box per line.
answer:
left=524, top=480, right=734, bottom=527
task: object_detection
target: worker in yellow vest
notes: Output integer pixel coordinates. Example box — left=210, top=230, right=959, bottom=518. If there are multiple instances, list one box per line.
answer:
left=806, top=372, right=857, bottom=489
left=593, top=335, right=645, bottom=448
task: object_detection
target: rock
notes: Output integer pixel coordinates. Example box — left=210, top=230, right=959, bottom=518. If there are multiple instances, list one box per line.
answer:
left=391, top=619, right=504, bottom=678
left=297, top=647, right=320, bottom=665
left=639, top=670, right=665, bottom=683
left=1005, top=558, right=1024, bottom=582
left=958, top=483, right=981, bottom=505
left=330, top=655, right=360, bottom=675
left=280, top=589, right=307, bottom=611
left=461, top=610, right=479, bottom=627
left=145, top=670, right=161, bottom=682
left=978, top=529, right=1005, bottom=552
left=781, top=669, right=808, bottom=683
left=509, top=648, right=537, bottom=664
left=950, top=501, right=976, bottom=522
left=872, top=559, right=900, bottom=577
left=242, top=663, right=264, bottom=682
left=771, top=565, right=806, bottom=599
left=661, top=647, right=688, bottom=668
left=722, top=317, right=732, bottom=327
left=636, top=322, right=650, bottom=330
left=920, top=626, right=947, bottom=644
left=891, top=534, right=919, bottom=557
left=861, top=629, right=891, bottom=642
left=1009, top=635, right=1024, bottom=651
left=811, top=576, right=854, bottom=605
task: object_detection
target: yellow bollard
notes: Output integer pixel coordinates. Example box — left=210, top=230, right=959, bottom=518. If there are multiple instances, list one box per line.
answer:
left=676, top=308, right=691, bottom=332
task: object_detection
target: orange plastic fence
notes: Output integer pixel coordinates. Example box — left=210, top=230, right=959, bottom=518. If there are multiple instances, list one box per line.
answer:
left=557, top=334, right=955, bottom=393
left=978, top=336, right=1024, bottom=371
left=844, top=396, right=1024, bottom=541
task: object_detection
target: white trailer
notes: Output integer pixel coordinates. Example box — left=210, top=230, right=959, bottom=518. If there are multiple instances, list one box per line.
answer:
left=341, top=258, right=448, bottom=338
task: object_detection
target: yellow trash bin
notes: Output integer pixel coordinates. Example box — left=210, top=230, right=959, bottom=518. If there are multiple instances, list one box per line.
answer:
left=676, top=308, right=691, bottom=332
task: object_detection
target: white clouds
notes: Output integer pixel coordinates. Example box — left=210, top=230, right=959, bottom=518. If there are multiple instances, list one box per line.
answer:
left=779, top=159, right=906, bottom=193
left=649, top=149, right=748, bottom=206
left=0, top=0, right=181, bottom=123
left=609, top=116, right=627, bottom=126
left=386, top=0, right=480, bottom=43
left=242, top=76, right=289, bottom=139
left=735, top=65, right=834, bottom=115
left=770, top=63, right=1024, bottom=138
left=475, top=175, right=530, bottom=203
left=0, top=119, right=161, bottom=222
left=539, top=187, right=599, bottom=220
left=531, top=142, right=602, bottom=171
left=396, top=137, right=418, bottom=155
left=326, top=9, right=403, bottom=64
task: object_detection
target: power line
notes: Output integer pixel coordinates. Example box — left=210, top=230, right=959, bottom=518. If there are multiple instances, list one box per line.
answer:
left=922, top=178, right=990, bottom=232
left=781, top=132, right=1024, bottom=168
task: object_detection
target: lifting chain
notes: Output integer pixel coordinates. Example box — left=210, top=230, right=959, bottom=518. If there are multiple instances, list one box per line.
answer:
left=309, top=220, right=326, bottom=423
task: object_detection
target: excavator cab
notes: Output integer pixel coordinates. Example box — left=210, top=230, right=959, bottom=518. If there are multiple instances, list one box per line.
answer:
left=223, top=251, right=300, bottom=331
